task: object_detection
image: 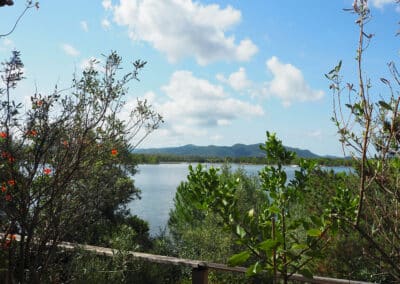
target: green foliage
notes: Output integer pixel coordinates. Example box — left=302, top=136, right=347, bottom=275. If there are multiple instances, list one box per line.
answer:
left=171, top=132, right=334, bottom=282
left=326, top=1, right=400, bottom=280
left=0, top=51, right=162, bottom=282
left=60, top=231, right=181, bottom=284
left=260, top=132, right=295, bottom=165
left=169, top=164, right=260, bottom=283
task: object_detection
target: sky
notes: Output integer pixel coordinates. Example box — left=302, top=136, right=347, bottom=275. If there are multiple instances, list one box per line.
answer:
left=0, top=0, right=399, bottom=156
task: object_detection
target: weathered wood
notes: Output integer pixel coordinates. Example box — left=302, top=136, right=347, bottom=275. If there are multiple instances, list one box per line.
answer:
left=206, top=262, right=247, bottom=273
left=58, top=241, right=206, bottom=268
left=192, top=267, right=208, bottom=284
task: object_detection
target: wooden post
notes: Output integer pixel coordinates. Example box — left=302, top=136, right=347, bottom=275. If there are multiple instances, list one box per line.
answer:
left=192, top=267, right=208, bottom=284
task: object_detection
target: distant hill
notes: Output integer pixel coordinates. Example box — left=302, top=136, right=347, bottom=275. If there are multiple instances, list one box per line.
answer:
left=134, top=143, right=321, bottom=159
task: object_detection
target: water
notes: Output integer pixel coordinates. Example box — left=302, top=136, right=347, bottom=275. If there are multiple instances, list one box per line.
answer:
left=129, top=163, right=190, bottom=235
left=128, top=163, right=350, bottom=236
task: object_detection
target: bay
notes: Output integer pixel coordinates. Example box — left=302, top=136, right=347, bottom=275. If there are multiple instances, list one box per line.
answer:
left=128, top=163, right=350, bottom=236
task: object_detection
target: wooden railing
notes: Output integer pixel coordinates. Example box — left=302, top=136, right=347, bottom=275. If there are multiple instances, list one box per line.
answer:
left=56, top=241, right=372, bottom=284
left=0, top=234, right=373, bottom=283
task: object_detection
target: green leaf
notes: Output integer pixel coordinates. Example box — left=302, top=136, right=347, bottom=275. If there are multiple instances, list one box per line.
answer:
left=228, top=251, right=251, bottom=266
left=236, top=225, right=246, bottom=239
left=307, top=229, right=322, bottom=237
left=310, top=215, right=323, bottom=227
left=378, top=101, right=392, bottom=111
left=269, top=205, right=280, bottom=214
left=327, top=69, right=335, bottom=75
left=299, top=268, right=313, bottom=279
left=292, top=243, right=308, bottom=250
left=345, top=103, right=352, bottom=109
left=335, top=60, right=342, bottom=72
left=380, top=77, right=390, bottom=85
left=258, top=239, right=278, bottom=252
left=245, top=262, right=262, bottom=276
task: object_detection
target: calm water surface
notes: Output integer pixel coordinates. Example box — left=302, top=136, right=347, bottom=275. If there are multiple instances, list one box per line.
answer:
left=128, top=163, right=350, bottom=235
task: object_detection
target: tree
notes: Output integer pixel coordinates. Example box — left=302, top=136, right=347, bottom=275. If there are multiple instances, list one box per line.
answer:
left=326, top=0, right=400, bottom=280
left=176, top=132, right=332, bottom=283
left=0, top=51, right=162, bottom=282
left=169, top=165, right=262, bottom=283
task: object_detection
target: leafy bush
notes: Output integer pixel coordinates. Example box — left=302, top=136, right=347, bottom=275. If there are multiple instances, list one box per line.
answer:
left=0, top=51, right=162, bottom=282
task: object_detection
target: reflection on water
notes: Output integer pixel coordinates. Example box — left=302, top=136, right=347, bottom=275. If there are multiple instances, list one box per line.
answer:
left=128, top=163, right=351, bottom=236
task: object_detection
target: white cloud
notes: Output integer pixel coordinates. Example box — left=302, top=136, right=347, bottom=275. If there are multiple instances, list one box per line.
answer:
left=80, top=21, right=89, bottom=32
left=307, top=130, right=322, bottom=138
left=101, top=18, right=111, bottom=30
left=61, top=43, right=80, bottom=57
left=80, top=57, right=102, bottom=71
left=370, top=0, right=395, bottom=8
left=0, top=38, right=14, bottom=52
left=102, top=0, right=113, bottom=10
left=146, top=70, right=264, bottom=141
left=110, top=0, right=258, bottom=65
left=217, top=67, right=252, bottom=91
left=2, top=38, right=13, bottom=47
left=217, top=58, right=324, bottom=106
left=141, top=91, right=157, bottom=104
left=265, top=56, right=324, bottom=107
left=210, top=134, right=223, bottom=142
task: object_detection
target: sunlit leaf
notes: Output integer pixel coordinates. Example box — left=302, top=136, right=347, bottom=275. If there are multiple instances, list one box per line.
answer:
left=292, top=243, right=308, bottom=250
left=258, top=239, right=278, bottom=252
left=228, top=251, right=250, bottom=266
left=307, top=229, right=322, bottom=237
left=236, top=225, right=246, bottom=239
left=245, top=262, right=262, bottom=276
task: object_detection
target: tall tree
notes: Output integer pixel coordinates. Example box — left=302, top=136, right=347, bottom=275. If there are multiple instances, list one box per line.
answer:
left=326, top=0, right=400, bottom=280
left=0, top=51, right=162, bottom=282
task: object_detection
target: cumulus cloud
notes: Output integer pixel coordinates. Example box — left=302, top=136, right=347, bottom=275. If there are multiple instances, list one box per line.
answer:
left=102, top=0, right=113, bottom=10
left=217, top=67, right=252, bottom=91
left=80, top=21, right=89, bottom=32
left=144, top=71, right=263, bottom=141
left=265, top=56, right=324, bottom=107
left=109, top=0, right=258, bottom=64
left=370, top=0, right=395, bottom=8
left=101, top=18, right=111, bottom=30
left=61, top=43, right=80, bottom=57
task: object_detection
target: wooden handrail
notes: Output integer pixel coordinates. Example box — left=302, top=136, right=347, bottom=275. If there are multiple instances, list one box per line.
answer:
left=58, top=241, right=207, bottom=268
left=57, top=241, right=372, bottom=284
left=1, top=234, right=373, bottom=284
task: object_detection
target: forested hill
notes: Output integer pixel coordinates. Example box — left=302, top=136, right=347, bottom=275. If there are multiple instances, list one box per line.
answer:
left=134, top=143, right=321, bottom=158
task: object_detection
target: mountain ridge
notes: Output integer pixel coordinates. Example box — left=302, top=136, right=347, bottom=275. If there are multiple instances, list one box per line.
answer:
left=134, top=143, right=323, bottom=159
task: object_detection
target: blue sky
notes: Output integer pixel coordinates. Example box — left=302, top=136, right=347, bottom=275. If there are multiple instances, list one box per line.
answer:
left=0, top=0, right=399, bottom=156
